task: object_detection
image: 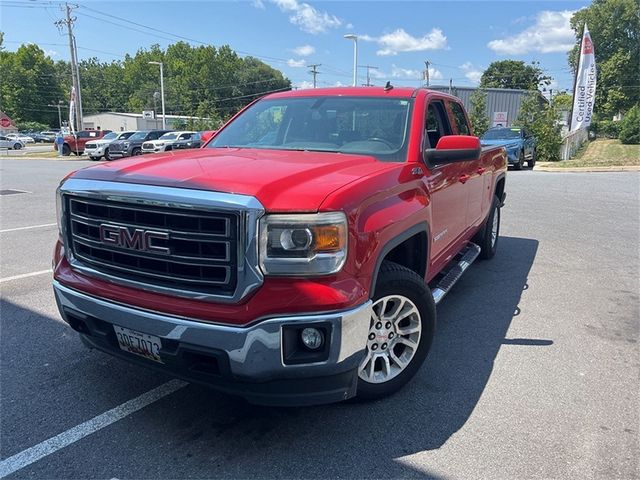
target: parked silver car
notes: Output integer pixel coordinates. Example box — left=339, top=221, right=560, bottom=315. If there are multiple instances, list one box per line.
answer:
left=0, top=135, right=24, bottom=150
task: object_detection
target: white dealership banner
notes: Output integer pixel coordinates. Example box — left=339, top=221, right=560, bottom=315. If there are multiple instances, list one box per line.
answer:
left=570, top=24, right=597, bottom=132
left=69, top=86, right=76, bottom=135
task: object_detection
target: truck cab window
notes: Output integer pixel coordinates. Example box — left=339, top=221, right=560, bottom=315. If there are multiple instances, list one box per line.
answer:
left=449, top=101, right=471, bottom=135
left=425, top=101, right=451, bottom=148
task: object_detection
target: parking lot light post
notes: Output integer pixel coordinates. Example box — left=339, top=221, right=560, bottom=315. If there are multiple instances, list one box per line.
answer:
left=148, top=61, right=166, bottom=129
left=344, top=34, right=358, bottom=87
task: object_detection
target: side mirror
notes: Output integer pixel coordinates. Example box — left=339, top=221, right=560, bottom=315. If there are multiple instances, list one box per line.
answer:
left=424, top=135, right=481, bottom=164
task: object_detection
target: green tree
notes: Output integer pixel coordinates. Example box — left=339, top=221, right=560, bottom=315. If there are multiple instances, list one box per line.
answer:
left=569, top=0, right=640, bottom=117
left=618, top=104, right=640, bottom=144
left=515, top=93, right=562, bottom=161
left=468, top=88, right=490, bottom=136
left=0, top=43, right=63, bottom=126
left=480, top=60, right=551, bottom=90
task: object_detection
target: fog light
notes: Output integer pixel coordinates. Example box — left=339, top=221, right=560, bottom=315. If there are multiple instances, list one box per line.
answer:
left=300, top=327, right=324, bottom=350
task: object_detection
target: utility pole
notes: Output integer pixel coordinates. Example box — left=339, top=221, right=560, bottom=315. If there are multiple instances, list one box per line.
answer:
left=55, top=3, right=83, bottom=131
left=423, top=61, right=430, bottom=87
left=47, top=101, right=64, bottom=129
left=307, top=64, right=321, bottom=88
left=358, top=65, right=378, bottom=86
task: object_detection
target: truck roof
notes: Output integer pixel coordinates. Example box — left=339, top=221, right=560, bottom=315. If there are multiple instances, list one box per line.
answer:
left=266, top=86, right=462, bottom=101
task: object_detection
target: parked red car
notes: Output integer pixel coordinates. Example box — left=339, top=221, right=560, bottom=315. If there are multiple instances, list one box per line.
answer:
left=53, top=129, right=112, bottom=156
left=53, top=87, right=506, bottom=405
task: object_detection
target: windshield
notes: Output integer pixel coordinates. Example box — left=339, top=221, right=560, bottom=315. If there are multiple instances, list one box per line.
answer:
left=102, top=132, right=117, bottom=140
left=118, top=131, right=135, bottom=140
left=128, top=131, right=148, bottom=141
left=209, top=96, right=413, bottom=162
left=159, top=133, right=179, bottom=140
left=482, top=128, right=521, bottom=140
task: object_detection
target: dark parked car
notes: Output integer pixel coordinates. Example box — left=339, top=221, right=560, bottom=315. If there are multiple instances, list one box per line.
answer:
left=107, top=130, right=171, bottom=159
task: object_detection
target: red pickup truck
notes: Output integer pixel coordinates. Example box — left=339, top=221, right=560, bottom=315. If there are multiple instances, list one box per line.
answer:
left=53, top=87, right=506, bottom=406
left=53, top=129, right=112, bottom=156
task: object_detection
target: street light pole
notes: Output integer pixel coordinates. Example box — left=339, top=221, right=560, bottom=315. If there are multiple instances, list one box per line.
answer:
left=344, top=34, right=358, bottom=87
left=148, top=61, right=166, bottom=129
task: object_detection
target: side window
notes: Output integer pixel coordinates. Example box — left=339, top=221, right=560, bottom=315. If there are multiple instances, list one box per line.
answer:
left=424, top=100, right=452, bottom=149
left=449, top=101, right=471, bottom=135
left=179, top=133, right=191, bottom=140
left=149, top=132, right=160, bottom=140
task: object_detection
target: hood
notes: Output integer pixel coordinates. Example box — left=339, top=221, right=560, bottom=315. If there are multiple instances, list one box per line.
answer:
left=70, top=147, right=395, bottom=211
left=88, top=138, right=112, bottom=146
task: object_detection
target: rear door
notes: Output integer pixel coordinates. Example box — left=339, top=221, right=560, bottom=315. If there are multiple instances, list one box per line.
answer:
left=422, top=99, right=468, bottom=263
left=447, top=100, right=488, bottom=228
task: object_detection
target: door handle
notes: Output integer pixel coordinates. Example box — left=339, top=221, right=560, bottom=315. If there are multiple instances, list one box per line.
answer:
left=458, top=174, right=471, bottom=184
left=476, top=167, right=486, bottom=174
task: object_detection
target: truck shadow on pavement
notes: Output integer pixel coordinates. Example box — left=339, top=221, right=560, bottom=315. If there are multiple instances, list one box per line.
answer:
left=102, top=235, right=541, bottom=479
left=0, top=236, right=539, bottom=479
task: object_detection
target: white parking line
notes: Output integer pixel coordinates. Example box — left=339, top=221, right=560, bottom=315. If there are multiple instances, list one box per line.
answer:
left=0, top=379, right=188, bottom=478
left=0, top=270, right=53, bottom=283
left=0, top=223, right=57, bottom=233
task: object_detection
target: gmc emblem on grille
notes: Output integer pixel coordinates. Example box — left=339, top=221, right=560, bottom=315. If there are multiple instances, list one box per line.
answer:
left=99, top=224, right=171, bottom=255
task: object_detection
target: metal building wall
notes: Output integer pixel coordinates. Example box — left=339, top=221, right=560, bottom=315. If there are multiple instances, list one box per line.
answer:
left=428, top=86, right=540, bottom=127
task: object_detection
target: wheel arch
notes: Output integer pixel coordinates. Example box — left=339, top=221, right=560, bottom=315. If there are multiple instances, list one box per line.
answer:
left=369, top=222, right=430, bottom=298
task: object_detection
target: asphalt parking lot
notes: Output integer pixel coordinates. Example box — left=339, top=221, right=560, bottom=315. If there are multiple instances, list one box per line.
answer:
left=1, top=159, right=638, bottom=479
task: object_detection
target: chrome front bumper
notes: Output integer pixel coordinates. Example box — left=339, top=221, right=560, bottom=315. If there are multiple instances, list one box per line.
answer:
left=53, top=281, right=371, bottom=404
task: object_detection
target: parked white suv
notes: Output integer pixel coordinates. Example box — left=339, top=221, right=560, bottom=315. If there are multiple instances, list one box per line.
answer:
left=85, top=131, right=136, bottom=161
left=141, top=131, right=196, bottom=153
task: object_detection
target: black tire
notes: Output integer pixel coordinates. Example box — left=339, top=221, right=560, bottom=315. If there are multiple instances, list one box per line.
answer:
left=528, top=149, right=536, bottom=169
left=356, top=261, right=436, bottom=401
left=514, top=150, right=524, bottom=170
left=89, top=156, right=99, bottom=161
left=132, top=148, right=142, bottom=156
left=104, top=148, right=110, bottom=161
left=13, top=143, right=22, bottom=150
left=62, top=144, right=70, bottom=156
left=477, top=195, right=501, bottom=260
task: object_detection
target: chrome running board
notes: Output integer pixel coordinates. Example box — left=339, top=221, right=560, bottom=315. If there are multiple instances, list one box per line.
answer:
left=431, top=243, right=481, bottom=305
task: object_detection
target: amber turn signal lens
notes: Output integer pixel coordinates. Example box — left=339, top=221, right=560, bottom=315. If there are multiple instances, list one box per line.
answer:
left=312, top=224, right=346, bottom=252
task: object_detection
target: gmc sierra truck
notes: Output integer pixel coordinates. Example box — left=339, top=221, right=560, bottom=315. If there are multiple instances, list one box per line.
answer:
left=53, top=87, right=507, bottom=406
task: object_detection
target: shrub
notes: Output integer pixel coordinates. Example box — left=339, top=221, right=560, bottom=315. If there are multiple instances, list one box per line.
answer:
left=598, top=120, right=622, bottom=138
left=619, top=104, right=640, bottom=144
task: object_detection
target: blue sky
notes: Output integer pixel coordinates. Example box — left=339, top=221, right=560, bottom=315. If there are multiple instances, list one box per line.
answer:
left=2, top=0, right=589, bottom=96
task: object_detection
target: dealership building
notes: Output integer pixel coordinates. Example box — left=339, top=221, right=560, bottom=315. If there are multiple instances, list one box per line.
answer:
left=83, top=112, right=201, bottom=132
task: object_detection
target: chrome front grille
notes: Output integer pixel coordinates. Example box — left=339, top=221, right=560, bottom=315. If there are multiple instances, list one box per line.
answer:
left=85, top=143, right=97, bottom=149
left=142, top=142, right=155, bottom=150
left=60, top=179, right=265, bottom=303
left=67, top=197, right=238, bottom=296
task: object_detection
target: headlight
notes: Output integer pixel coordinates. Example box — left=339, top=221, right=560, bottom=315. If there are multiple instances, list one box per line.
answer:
left=259, top=212, right=347, bottom=275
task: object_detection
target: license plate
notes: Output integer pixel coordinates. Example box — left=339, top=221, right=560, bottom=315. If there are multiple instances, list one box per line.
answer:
left=113, top=325, right=163, bottom=363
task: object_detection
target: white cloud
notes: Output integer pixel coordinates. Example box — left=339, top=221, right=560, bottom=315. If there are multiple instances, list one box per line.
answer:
left=287, top=58, right=306, bottom=67
left=362, top=28, right=447, bottom=56
left=488, top=10, right=576, bottom=55
left=390, top=64, right=442, bottom=80
left=44, top=49, right=58, bottom=58
left=295, top=80, right=314, bottom=90
left=460, top=62, right=483, bottom=84
left=345, top=23, right=354, bottom=30
left=292, top=44, right=315, bottom=56
left=251, top=0, right=265, bottom=9
left=271, top=0, right=341, bottom=34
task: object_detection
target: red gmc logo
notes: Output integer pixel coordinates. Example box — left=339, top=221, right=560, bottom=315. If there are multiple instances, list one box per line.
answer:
left=99, top=224, right=171, bottom=255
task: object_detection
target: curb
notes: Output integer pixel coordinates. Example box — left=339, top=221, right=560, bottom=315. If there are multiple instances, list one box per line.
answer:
left=533, top=165, right=640, bottom=172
